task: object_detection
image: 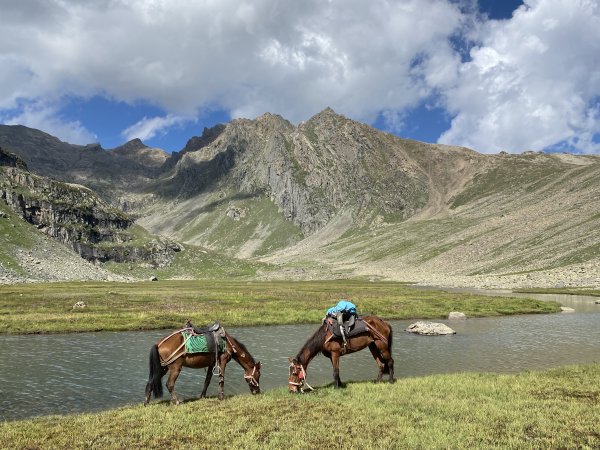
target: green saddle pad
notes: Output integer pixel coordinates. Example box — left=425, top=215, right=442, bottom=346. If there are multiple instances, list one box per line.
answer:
left=182, top=331, right=225, bottom=354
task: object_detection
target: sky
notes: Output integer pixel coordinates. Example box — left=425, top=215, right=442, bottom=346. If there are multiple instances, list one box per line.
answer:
left=0, top=0, right=599, bottom=154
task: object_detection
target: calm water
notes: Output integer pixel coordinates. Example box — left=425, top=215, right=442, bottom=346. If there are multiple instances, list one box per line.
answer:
left=1, top=293, right=599, bottom=421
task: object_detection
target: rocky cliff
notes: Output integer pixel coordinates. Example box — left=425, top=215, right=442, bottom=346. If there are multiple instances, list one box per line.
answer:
left=0, top=148, right=180, bottom=267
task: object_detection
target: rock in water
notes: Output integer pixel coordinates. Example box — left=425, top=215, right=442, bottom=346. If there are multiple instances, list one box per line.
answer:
left=405, top=321, right=456, bottom=335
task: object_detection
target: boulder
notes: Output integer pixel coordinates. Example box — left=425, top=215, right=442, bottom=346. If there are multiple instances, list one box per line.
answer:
left=73, top=301, right=86, bottom=309
left=150, top=276, right=158, bottom=281
left=560, top=306, right=575, bottom=313
left=405, top=321, right=456, bottom=336
left=448, top=311, right=466, bottom=320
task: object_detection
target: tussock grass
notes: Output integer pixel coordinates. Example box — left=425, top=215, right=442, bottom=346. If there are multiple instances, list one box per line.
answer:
left=2, top=364, right=599, bottom=449
left=0, top=280, right=560, bottom=334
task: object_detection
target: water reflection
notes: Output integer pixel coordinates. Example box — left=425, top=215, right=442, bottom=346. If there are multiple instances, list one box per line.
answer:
left=1, top=294, right=599, bottom=421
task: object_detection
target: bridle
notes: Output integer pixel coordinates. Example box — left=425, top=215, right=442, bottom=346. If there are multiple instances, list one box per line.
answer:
left=288, top=362, right=314, bottom=393
left=244, top=365, right=260, bottom=388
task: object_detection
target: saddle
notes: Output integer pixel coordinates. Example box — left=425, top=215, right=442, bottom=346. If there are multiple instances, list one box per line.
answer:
left=185, top=320, right=225, bottom=356
left=326, top=313, right=368, bottom=341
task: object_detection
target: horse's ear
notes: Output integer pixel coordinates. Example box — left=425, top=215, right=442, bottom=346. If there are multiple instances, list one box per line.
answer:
left=288, top=357, right=293, bottom=363
left=256, top=361, right=261, bottom=369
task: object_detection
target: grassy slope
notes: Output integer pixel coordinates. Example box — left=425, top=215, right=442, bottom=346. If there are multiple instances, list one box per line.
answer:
left=150, top=192, right=304, bottom=258
left=0, top=280, right=560, bottom=334
left=2, top=364, right=599, bottom=449
left=298, top=154, right=600, bottom=277
left=0, top=203, right=35, bottom=275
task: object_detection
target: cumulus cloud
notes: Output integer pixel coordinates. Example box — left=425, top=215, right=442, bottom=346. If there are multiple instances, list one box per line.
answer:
left=436, top=0, right=600, bottom=153
left=121, top=114, right=196, bottom=142
left=0, top=1, right=463, bottom=125
left=0, top=0, right=598, bottom=153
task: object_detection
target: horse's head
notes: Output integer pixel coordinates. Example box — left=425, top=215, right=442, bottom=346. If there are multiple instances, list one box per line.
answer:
left=243, top=361, right=261, bottom=395
left=288, top=357, right=306, bottom=393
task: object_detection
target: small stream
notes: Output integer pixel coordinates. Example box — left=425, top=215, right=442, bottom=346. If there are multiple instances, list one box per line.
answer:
left=1, top=291, right=598, bottom=421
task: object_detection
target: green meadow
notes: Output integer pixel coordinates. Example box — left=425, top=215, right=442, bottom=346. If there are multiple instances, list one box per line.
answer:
left=0, top=280, right=560, bottom=334
left=2, top=364, right=598, bottom=449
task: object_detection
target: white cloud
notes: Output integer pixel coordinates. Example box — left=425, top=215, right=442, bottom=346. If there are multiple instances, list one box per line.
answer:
left=0, top=0, right=598, bottom=153
left=1, top=101, right=97, bottom=145
left=0, top=0, right=464, bottom=125
left=436, top=0, right=600, bottom=153
left=121, top=114, right=196, bottom=142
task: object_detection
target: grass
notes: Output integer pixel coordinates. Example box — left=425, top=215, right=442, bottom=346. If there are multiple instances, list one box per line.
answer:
left=176, top=195, right=304, bottom=257
left=2, top=364, right=598, bottom=449
left=0, top=280, right=560, bottom=334
left=0, top=203, right=37, bottom=274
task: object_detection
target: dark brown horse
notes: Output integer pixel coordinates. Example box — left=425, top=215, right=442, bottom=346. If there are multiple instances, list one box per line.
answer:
left=288, top=315, right=394, bottom=392
left=144, top=327, right=261, bottom=405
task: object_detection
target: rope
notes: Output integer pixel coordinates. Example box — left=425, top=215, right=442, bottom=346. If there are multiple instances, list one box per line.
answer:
left=364, top=321, right=388, bottom=345
left=160, top=331, right=192, bottom=366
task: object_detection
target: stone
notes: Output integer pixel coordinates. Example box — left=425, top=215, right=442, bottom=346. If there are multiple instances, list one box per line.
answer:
left=405, top=321, right=456, bottom=336
left=560, top=306, right=575, bottom=313
left=448, top=311, right=466, bottom=320
left=595, top=300, right=600, bottom=305
left=150, top=276, right=158, bottom=281
left=73, top=301, right=86, bottom=309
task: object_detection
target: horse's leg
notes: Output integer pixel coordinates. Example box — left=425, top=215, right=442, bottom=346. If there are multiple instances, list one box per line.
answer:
left=387, top=354, right=395, bottom=383
left=368, top=342, right=385, bottom=383
left=331, top=352, right=342, bottom=388
left=166, top=360, right=184, bottom=405
left=380, top=345, right=395, bottom=383
left=200, top=366, right=214, bottom=398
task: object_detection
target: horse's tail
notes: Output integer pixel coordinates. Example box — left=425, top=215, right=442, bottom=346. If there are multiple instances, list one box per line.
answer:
left=383, top=322, right=393, bottom=375
left=148, top=344, right=163, bottom=398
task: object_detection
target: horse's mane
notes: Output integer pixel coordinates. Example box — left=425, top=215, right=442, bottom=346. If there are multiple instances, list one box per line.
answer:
left=231, top=336, right=257, bottom=365
left=295, top=322, right=327, bottom=365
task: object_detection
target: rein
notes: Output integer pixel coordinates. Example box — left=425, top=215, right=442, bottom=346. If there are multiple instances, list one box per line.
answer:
left=288, top=363, right=314, bottom=393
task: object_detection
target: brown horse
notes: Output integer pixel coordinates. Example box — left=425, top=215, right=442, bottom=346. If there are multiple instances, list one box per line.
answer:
left=144, top=327, right=261, bottom=405
left=288, top=315, right=394, bottom=392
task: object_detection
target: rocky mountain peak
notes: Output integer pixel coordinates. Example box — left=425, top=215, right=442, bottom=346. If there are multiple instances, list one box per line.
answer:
left=306, top=107, right=347, bottom=124
left=112, top=138, right=148, bottom=152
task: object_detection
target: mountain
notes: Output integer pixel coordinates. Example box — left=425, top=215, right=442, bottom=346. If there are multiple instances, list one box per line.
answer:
left=0, top=125, right=168, bottom=200
left=1, top=110, right=600, bottom=287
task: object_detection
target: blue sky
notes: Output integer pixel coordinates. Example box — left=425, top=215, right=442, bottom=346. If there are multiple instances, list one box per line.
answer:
left=1, top=0, right=598, bottom=154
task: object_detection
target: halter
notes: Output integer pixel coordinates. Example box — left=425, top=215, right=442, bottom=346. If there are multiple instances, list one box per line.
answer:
left=244, top=365, right=260, bottom=388
left=288, top=362, right=314, bottom=393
